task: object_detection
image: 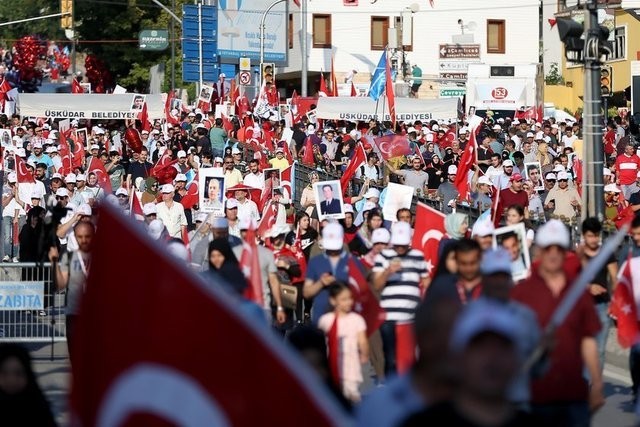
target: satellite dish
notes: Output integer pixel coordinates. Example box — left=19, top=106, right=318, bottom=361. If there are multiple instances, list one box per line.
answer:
left=467, top=21, right=477, bottom=32
left=409, top=3, right=420, bottom=13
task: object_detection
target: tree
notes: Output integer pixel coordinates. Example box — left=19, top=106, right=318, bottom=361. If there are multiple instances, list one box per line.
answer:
left=545, top=62, right=564, bottom=85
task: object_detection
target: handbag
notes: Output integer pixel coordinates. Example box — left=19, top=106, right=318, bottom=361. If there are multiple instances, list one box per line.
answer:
left=279, top=284, right=298, bottom=310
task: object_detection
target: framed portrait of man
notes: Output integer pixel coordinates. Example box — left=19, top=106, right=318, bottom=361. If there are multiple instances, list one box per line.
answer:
left=492, top=223, right=530, bottom=282
left=524, top=162, right=544, bottom=191
left=130, top=94, right=146, bottom=111
left=199, top=168, right=226, bottom=213
left=313, top=180, right=345, bottom=221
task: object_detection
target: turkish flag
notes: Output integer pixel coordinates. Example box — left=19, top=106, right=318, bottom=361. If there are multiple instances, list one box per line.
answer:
left=257, top=202, right=277, bottom=238
left=281, top=165, right=293, bottom=203
left=514, top=107, right=537, bottom=121
left=395, top=322, right=416, bottom=374
left=180, top=173, right=199, bottom=210
left=340, top=143, right=366, bottom=192
left=57, top=138, right=73, bottom=175
left=164, top=91, right=179, bottom=125
left=319, top=73, right=329, bottom=97
left=72, top=139, right=85, bottom=170
left=302, top=136, right=315, bottom=166
left=454, top=126, right=476, bottom=201
left=71, top=206, right=345, bottom=426
left=412, top=202, right=446, bottom=278
left=151, top=158, right=179, bottom=185
left=221, top=115, right=234, bottom=133
left=240, top=226, right=263, bottom=306
left=71, top=79, right=83, bottom=94
left=14, top=155, right=35, bottom=183
left=330, top=55, right=339, bottom=97
left=350, top=82, right=357, bottom=97
left=87, top=157, right=113, bottom=194
left=610, top=254, right=640, bottom=348
left=373, top=134, right=411, bottom=161
left=138, top=102, right=152, bottom=133
left=615, top=205, right=636, bottom=230
left=348, top=257, right=385, bottom=336
left=130, top=191, right=144, bottom=220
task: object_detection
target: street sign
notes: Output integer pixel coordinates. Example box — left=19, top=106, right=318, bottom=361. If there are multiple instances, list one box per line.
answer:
left=438, top=44, right=480, bottom=59
left=439, top=73, right=467, bottom=80
left=182, top=4, right=219, bottom=83
left=440, top=88, right=466, bottom=98
left=239, top=70, right=252, bottom=85
left=139, top=30, right=169, bottom=51
left=439, top=61, right=473, bottom=72
left=239, top=57, right=251, bottom=71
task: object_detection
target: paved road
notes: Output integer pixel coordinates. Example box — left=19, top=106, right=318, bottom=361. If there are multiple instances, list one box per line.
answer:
left=24, top=339, right=640, bottom=427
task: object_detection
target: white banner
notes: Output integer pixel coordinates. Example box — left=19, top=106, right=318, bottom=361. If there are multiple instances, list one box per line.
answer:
left=315, top=97, right=460, bottom=122
left=0, top=281, right=44, bottom=310
left=17, top=94, right=166, bottom=120
left=472, top=80, right=528, bottom=110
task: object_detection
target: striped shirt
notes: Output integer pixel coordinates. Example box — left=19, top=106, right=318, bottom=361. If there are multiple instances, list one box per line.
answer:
left=373, top=248, right=428, bottom=322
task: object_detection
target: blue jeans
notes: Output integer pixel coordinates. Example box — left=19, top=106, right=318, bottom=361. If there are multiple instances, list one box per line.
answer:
left=2, top=216, right=17, bottom=258
left=379, top=321, right=397, bottom=377
left=594, top=302, right=611, bottom=371
left=531, top=402, right=590, bottom=427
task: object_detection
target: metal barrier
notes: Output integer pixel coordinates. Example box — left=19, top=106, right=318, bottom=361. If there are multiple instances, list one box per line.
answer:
left=0, top=263, right=66, bottom=342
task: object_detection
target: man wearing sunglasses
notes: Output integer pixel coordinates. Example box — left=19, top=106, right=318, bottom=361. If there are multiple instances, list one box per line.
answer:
left=544, top=171, right=581, bottom=219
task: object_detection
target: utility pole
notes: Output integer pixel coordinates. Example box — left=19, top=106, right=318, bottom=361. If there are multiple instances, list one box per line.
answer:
left=259, top=0, right=287, bottom=90
left=583, top=0, right=604, bottom=220
left=171, top=0, right=176, bottom=91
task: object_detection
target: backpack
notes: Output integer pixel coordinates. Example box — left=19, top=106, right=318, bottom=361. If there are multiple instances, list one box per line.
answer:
left=360, top=164, right=380, bottom=178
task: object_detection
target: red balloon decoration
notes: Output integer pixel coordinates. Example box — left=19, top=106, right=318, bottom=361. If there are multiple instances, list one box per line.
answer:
left=84, top=55, right=113, bottom=93
left=124, top=127, right=143, bottom=154
left=152, top=164, right=178, bottom=185
left=12, top=36, right=46, bottom=92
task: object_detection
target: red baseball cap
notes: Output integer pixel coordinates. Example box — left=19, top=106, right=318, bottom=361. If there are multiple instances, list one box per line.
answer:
left=510, top=173, right=523, bottom=182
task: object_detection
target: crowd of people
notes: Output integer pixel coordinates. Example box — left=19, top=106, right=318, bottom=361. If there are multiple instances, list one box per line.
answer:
left=1, top=91, right=640, bottom=425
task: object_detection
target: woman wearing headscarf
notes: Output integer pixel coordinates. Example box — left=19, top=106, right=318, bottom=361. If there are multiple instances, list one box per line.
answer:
left=437, top=212, right=468, bottom=257
left=140, top=176, right=159, bottom=205
left=0, top=343, right=57, bottom=426
left=202, top=238, right=266, bottom=325
left=425, top=154, right=445, bottom=190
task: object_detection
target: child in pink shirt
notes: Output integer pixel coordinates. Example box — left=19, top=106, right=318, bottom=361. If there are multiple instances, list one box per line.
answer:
left=318, top=283, right=369, bottom=402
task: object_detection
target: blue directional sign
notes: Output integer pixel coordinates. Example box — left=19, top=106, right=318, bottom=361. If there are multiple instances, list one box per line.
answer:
left=182, top=4, right=219, bottom=83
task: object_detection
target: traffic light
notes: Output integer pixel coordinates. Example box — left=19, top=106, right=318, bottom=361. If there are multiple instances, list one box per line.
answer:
left=601, top=65, right=612, bottom=97
left=60, top=0, right=73, bottom=29
left=261, top=63, right=275, bottom=84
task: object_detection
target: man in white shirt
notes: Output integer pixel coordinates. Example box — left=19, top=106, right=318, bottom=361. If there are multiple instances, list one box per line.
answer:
left=493, top=159, right=516, bottom=190
left=561, top=128, right=578, bottom=150
left=485, top=153, right=504, bottom=183
left=156, top=184, right=187, bottom=238
left=355, top=152, right=382, bottom=185
left=235, top=187, right=260, bottom=222
left=243, top=159, right=265, bottom=190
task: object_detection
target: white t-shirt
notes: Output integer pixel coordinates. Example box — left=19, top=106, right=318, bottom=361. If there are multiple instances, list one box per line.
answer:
left=562, top=134, right=578, bottom=149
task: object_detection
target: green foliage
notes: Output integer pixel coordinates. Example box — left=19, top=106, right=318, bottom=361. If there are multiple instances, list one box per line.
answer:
left=545, top=63, right=564, bottom=85
left=607, top=106, right=618, bottom=119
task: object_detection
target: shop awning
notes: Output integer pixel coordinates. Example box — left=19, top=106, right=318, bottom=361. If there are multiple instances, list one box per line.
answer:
left=16, top=93, right=165, bottom=120
left=315, top=97, right=461, bottom=122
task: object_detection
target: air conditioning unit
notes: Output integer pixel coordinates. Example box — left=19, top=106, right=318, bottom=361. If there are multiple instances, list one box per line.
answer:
left=490, top=66, right=515, bottom=77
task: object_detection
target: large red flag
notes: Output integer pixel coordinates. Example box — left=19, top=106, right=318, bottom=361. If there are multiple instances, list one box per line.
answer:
left=330, top=55, right=339, bottom=97
left=453, top=127, right=476, bottom=201
left=87, top=157, right=113, bottom=194
left=348, top=257, right=385, bottom=336
left=319, top=73, right=329, bottom=97
left=412, top=202, right=446, bottom=278
left=350, top=82, right=357, bottom=97
left=327, top=317, right=340, bottom=387
left=340, top=143, right=366, bottom=192
left=240, top=226, right=264, bottom=306
left=72, top=139, right=85, bottom=169
left=384, top=53, right=396, bottom=129
left=614, top=205, right=635, bottom=230
left=14, top=155, right=35, bottom=183
left=71, top=79, right=83, bottom=94
left=130, top=190, right=144, bottom=220
left=610, top=254, right=640, bottom=348
left=57, top=138, right=73, bottom=175
left=373, top=134, right=411, bottom=161
left=72, top=206, right=347, bottom=426
left=139, top=102, right=152, bottom=133
left=257, top=202, right=277, bottom=238
left=164, top=91, right=179, bottom=125
left=302, top=136, right=315, bottom=166
left=180, top=172, right=200, bottom=210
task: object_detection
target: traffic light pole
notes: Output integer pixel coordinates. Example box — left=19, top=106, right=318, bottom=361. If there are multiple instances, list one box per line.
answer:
left=583, top=0, right=605, bottom=221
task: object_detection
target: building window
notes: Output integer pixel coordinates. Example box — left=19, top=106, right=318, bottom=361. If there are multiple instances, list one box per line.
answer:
left=312, top=14, right=331, bottom=48
left=371, top=16, right=389, bottom=50
left=289, top=14, right=294, bottom=49
left=487, top=19, right=505, bottom=54
left=610, top=26, right=626, bottom=60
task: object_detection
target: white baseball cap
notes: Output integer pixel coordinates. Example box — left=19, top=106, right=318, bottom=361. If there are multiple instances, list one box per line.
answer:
left=390, top=221, right=412, bottom=246
left=142, top=203, right=158, bottom=216
left=115, top=188, right=128, bottom=196
left=77, top=203, right=92, bottom=216
left=371, top=228, right=391, bottom=245
left=55, top=188, right=70, bottom=197
left=603, top=168, right=612, bottom=176
left=76, top=174, right=86, bottom=181
left=7, top=172, right=17, bottom=183
left=503, top=159, right=514, bottom=167
left=322, top=223, right=344, bottom=251
left=556, top=171, right=569, bottom=180
left=526, top=132, right=534, bottom=138
left=492, top=124, right=501, bottom=131
left=161, top=184, right=175, bottom=193
left=448, top=165, right=458, bottom=175
left=148, top=219, right=165, bottom=240
left=477, top=176, right=493, bottom=186
left=32, top=142, right=43, bottom=149
left=30, top=189, right=43, bottom=199
left=174, top=173, right=187, bottom=182
left=177, top=150, right=187, bottom=158
left=90, top=144, right=100, bottom=151
left=65, top=174, right=77, bottom=184
left=604, top=184, right=621, bottom=193
left=471, top=218, right=495, bottom=238
left=364, top=188, right=380, bottom=199
left=226, top=198, right=238, bottom=209
left=407, top=127, right=417, bottom=134
left=535, top=219, right=570, bottom=249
